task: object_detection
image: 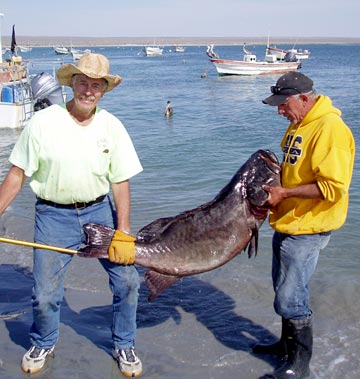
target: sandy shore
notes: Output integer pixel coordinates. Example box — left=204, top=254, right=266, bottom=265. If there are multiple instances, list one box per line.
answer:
left=1, top=255, right=359, bottom=379
left=0, top=262, right=288, bottom=379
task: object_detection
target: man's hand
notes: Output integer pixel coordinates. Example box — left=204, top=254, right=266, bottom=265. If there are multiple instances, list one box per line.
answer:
left=263, top=182, right=323, bottom=208
left=263, top=185, right=286, bottom=207
left=108, top=230, right=136, bottom=265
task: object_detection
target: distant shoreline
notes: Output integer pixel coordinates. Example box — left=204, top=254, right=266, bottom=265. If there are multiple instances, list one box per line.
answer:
left=2, top=35, right=360, bottom=47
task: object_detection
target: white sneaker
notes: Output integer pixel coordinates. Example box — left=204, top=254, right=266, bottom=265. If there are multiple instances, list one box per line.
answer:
left=113, top=347, right=142, bottom=377
left=21, top=345, right=55, bottom=373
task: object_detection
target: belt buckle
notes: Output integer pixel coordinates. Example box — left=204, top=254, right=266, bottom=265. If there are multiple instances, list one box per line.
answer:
left=74, top=201, right=87, bottom=210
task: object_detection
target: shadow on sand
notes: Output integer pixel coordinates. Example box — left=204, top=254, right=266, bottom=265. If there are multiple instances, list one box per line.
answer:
left=1, top=264, right=280, bottom=372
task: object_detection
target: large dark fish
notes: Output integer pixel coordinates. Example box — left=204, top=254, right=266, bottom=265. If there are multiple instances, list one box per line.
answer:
left=79, top=149, right=281, bottom=301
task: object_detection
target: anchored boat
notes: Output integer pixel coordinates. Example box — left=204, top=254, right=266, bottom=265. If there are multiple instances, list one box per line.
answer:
left=143, top=46, right=163, bottom=56
left=0, top=15, right=66, bottom=128
left=209, top=43, right=301, bottom=76
left=266, top=46, right=310, bottom=60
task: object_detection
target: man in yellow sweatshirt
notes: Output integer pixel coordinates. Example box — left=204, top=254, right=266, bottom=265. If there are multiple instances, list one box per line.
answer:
left=254, top=72, right=355, bottom=379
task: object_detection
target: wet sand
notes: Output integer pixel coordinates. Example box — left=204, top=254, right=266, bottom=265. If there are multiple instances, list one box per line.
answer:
left=0, top=262, right=278, bottom=379
left=1, top=255, right=359, bottom=379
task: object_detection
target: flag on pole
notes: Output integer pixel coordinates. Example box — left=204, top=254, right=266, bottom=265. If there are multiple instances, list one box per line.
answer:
left=11, top=24, right=17, bottom=55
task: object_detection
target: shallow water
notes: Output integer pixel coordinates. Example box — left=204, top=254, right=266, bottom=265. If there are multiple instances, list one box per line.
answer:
left=0, top=44, right=359, bottom=378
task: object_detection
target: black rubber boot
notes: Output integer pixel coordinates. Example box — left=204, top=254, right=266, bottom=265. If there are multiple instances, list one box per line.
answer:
left=259, top=316, right=313, bottom=379
left=253, top=318, right=287, bottom=357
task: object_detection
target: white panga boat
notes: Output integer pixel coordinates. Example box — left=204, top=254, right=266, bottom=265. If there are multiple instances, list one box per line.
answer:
left=0, top=16, right=66, bottom=128
left=71, top=48, right=91, bottom=61
left=143, top=46, right=163, bottom=56
left=266, top=46, right=310, bottom=60
left=18, top=45, right=32, bottom=53
left=53, top=45, right=70, bottom=55
left=209, top=44, right=301, bottom=76
left=175, top=46, right=185, bottom=53
left=289, top=48, right=310, bottom=60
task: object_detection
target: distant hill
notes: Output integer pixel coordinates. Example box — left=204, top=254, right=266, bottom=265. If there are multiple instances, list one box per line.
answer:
left=2, top=35, right=360, bottom=47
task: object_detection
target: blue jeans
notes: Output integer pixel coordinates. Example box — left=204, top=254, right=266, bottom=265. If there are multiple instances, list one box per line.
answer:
left=272, top=231, right=331, bottom=320
left=30, top=196, right=140, bottom=350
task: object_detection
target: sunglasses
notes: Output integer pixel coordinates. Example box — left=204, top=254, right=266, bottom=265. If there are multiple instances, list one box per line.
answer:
left=270, top=86, right=302, bottom=95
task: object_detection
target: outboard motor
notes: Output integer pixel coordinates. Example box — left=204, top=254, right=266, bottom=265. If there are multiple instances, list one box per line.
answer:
left=31, top=72, right=65, bottom=111
left=34, top=98, right=52, bottom=111
left=284, top=52, right=298, bottom=62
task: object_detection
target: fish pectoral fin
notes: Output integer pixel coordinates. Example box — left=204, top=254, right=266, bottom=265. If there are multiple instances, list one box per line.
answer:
left=247, top=228, right=259, bottom=258
left=144, top=271, right=180, bottom=302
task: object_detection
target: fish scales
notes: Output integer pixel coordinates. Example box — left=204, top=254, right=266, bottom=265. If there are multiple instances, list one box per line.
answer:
left=135, top=200, right=255, bottom=275
left=80, top=149, right=281, bottom=301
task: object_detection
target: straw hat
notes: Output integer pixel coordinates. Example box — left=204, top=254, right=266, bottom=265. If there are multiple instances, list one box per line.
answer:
left=56, top=53, right=122, bottom=92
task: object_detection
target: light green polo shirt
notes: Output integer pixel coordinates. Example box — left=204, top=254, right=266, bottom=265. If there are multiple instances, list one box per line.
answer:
left=10, top=104, right=143, bottom=204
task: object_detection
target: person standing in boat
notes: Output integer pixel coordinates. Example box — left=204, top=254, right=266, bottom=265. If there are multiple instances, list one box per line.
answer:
left=0, top=53, right=143, bottom=377
left=254, top=72, right=355, bottom=379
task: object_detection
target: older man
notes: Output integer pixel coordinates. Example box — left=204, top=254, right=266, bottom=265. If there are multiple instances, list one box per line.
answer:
left=0, top=53, right=143, bottom=377
left=254, top=72, right=355, bottom=379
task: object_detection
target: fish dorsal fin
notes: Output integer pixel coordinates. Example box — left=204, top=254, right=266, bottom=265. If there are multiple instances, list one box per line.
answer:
left=144, top=271, right=180, bottom=302
left=136, top=216, right=174, bottom=242
left=137, top=200, right=217, bottom=243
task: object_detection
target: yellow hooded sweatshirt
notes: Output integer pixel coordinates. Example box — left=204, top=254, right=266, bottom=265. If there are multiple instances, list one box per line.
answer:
left=269, top=95, right=355, bottom=235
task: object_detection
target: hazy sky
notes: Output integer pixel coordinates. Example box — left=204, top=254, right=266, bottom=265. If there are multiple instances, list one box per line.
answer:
left=1, top=0, right=359, bottom=38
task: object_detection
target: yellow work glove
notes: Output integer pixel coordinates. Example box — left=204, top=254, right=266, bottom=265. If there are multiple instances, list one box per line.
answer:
left=108, top=230, right=136, bottom=265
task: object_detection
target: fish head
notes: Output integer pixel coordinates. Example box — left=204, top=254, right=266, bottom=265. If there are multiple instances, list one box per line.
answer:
left=245, top=149, right=281, bottom=212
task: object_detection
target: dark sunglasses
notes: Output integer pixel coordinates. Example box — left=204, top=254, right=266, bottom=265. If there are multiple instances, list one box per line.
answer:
left=270, top=86, right=302, bottom=95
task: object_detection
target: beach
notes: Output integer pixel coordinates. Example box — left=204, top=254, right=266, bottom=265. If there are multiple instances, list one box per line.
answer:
left=0, top=43, right=359, bottom=379
left=1, top=252, right=359, bottom=379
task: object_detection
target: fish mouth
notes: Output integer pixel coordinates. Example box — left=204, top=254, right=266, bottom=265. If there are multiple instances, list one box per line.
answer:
left=246, top=150, right=281, bottom=209
left=250, top=204, right=270, bottom=219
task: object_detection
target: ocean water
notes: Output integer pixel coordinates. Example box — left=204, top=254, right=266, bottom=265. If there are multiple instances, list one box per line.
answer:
left=0, top=44, right=359, bottom=378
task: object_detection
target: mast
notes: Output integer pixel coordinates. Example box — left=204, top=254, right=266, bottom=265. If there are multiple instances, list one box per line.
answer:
left=0, top=13, right=4, bottom=64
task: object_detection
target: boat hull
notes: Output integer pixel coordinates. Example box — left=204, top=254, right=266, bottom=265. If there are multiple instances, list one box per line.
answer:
left=18, top=46, right=32, bottom=53
left=175, top=46, right=185, bottom=53
left=144, top=46, right=163, bottom=56
left=0, top=62, right=66, bottom=128
left=289, top=49, right=310, bottom=60
left=0, top=60, right=33, bottom=128
left=53, top=46, right=70, bottom=55
left=0, top=101, right=33, bottom=128
left=267, top=46, right=310, bottom=60
left=210, top=58, right=301, bottom=76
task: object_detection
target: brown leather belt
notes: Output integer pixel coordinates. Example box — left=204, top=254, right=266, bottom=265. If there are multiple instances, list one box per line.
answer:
left=37, top=195, right=106, bottom=210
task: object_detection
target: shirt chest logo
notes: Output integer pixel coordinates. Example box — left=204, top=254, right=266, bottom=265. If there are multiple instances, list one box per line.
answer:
left=283, top=134, right=303, bottom=165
